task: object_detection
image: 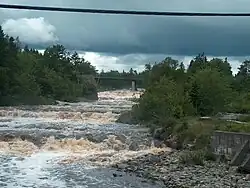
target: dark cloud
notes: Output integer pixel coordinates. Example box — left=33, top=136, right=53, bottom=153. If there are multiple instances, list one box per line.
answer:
left=1, top=0, right=250, bottom=56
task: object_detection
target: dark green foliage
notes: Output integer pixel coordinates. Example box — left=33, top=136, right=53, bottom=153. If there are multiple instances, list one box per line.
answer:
left=0, top=26, right=98, bottom=105
left=188, top=68, right=231, bottom=116
left=132, top=52, right=250, bottom=152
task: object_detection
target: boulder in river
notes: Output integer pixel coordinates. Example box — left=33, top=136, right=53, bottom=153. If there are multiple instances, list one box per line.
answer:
left=85, top=133, right=108, bottom=143
left=129, top=141, right=139, bottom=151
left=1, top=134, right=15, bottom=142
left=115, top=134, right=127, bottom=143
left=151, top=139, right=165, bottom=148
left=116, top=111, right=138, bottom=125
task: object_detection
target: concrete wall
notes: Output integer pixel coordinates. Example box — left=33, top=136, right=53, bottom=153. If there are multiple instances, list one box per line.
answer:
left=211, top=131, right=250, bottom=157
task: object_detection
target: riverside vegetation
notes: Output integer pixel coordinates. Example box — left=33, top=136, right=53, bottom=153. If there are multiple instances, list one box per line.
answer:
left=0, top=26, right=142, bottom=105
left=115, top=55, right=250, bottom=187
left=131, top=54, right=250, bottom=150
left=0, top=26, right=98, bottom=105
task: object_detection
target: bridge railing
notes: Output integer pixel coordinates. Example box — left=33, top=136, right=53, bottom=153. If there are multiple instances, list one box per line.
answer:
left=81, top=74, right=143, bottom=81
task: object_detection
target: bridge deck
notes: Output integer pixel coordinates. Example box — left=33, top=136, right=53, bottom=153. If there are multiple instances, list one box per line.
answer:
left=94, top=76, right=143, bottom=81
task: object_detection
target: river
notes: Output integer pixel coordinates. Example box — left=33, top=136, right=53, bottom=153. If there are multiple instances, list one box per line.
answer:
left=0, top=90, right=166, bottom=188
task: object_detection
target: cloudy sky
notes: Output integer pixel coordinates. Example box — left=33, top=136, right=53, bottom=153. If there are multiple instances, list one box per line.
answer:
left=1, top=0, right=250, bottom=73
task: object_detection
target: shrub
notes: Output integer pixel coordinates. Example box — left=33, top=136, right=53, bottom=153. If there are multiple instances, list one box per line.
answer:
left=179, top=150, right=205, bottom=166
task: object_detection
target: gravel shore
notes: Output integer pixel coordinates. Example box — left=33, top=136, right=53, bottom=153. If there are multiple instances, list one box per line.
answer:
left=112, top=150, right=250, bottom=188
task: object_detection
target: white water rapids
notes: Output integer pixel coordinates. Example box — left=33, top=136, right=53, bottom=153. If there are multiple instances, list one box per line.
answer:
left=0, top=90, right=167, bottom=188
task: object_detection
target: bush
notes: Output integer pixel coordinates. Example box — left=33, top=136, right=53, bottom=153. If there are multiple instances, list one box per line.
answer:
left=179, top=150, right=205, bottom=166
left=135, top=77, right=193, bottom=128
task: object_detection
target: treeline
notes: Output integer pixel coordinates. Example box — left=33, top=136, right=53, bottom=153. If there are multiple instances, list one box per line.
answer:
left=0, top=26, right=98, bottom=106
left=132, top=53, right=250, bottom=149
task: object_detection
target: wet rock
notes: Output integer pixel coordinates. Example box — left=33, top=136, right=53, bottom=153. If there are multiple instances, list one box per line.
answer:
left=54, top=134, right=67, bottom=140
left=148, top=155, right=161, bottom=163
left=85, top=133, right=108, bottom=143
left=246, top=174, right=250, bottom=180
left=15, top=157, right=25, bottom=161
left=153, top=128, right=164, bottom=140
left=116, top=163, right=129, bottom=169
left=0, top=124, right=8, bottom=128
left=165, top=137, right=178, bottom=149
left=129, top=141, right=139, bottom=151
left=80, top=90, right=98, bottom=101
left=20, top=134, right=33, bottom=141
left=151, top=139, right=165, bottom=148
left=116, top=111, right=138, bottom=125
left=113, top=143, right=126, bottom=151
left=112, top=173, right=122, bottom=177
left=1, top=134, right=15, bottom=141
left=115, top=134, right=127, bottom=143
left=19, top=134, right=43, bottom=146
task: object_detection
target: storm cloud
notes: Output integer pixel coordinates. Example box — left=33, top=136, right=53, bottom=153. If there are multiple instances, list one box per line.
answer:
left=1, top=0, right=250, bottom=56
left=1, top=0, right=250, bottom=72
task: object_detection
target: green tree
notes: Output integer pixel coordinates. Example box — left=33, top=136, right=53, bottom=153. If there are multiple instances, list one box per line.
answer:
left=188, top=53, right=207, bottom=74
left=234, top=60, right=250, bottom=92
left=189, top=69, right=231, bottom=115
left=0, top=26, right=99, bottom=105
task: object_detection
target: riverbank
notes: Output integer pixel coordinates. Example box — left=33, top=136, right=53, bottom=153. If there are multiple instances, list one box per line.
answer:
left=114, top=110, right=250, bottom=187
left=112, top=150, right=250, bottom=188
left=0, top=91, right=99, bottom=106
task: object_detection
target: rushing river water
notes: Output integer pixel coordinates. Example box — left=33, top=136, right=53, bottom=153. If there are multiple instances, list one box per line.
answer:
left=0, top=90, right=165, bottom=188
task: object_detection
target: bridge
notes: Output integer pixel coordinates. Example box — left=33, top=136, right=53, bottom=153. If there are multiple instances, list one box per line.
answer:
left=94, top=76, right=143, bottom=91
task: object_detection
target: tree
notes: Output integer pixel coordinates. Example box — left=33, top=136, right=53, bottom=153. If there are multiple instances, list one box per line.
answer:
left=188, top=53, right=208, bottom=74
left=234, top=60, right=250, bottom=92
left=189, top=69, right=231, bottom=115
left=209, top=58, right=232, bottom=77
left=145, top=63, right=152, bottom=71
left=0, top=26, right=99, bottom=105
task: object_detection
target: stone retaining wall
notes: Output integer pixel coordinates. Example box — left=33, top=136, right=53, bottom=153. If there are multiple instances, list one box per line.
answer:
left=211, top=131, right=250, bottom=157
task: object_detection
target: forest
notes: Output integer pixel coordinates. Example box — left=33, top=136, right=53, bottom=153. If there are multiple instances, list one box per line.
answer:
left=0, top=26, right=141, bottom=105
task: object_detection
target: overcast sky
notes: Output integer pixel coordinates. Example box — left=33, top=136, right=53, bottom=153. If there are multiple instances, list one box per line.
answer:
left=1, top=0, right=250, bottom=73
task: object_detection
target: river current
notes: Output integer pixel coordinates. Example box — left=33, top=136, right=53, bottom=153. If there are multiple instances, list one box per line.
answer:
left=0, top=90, right=165, bottom=188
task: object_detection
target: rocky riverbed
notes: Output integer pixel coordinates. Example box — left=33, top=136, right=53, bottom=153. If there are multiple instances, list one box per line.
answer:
left=111, top=150, right=250, bottom=188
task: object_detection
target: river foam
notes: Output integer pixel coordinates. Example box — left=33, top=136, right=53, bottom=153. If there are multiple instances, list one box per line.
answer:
left=0, top=89, right=166, bottom=188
